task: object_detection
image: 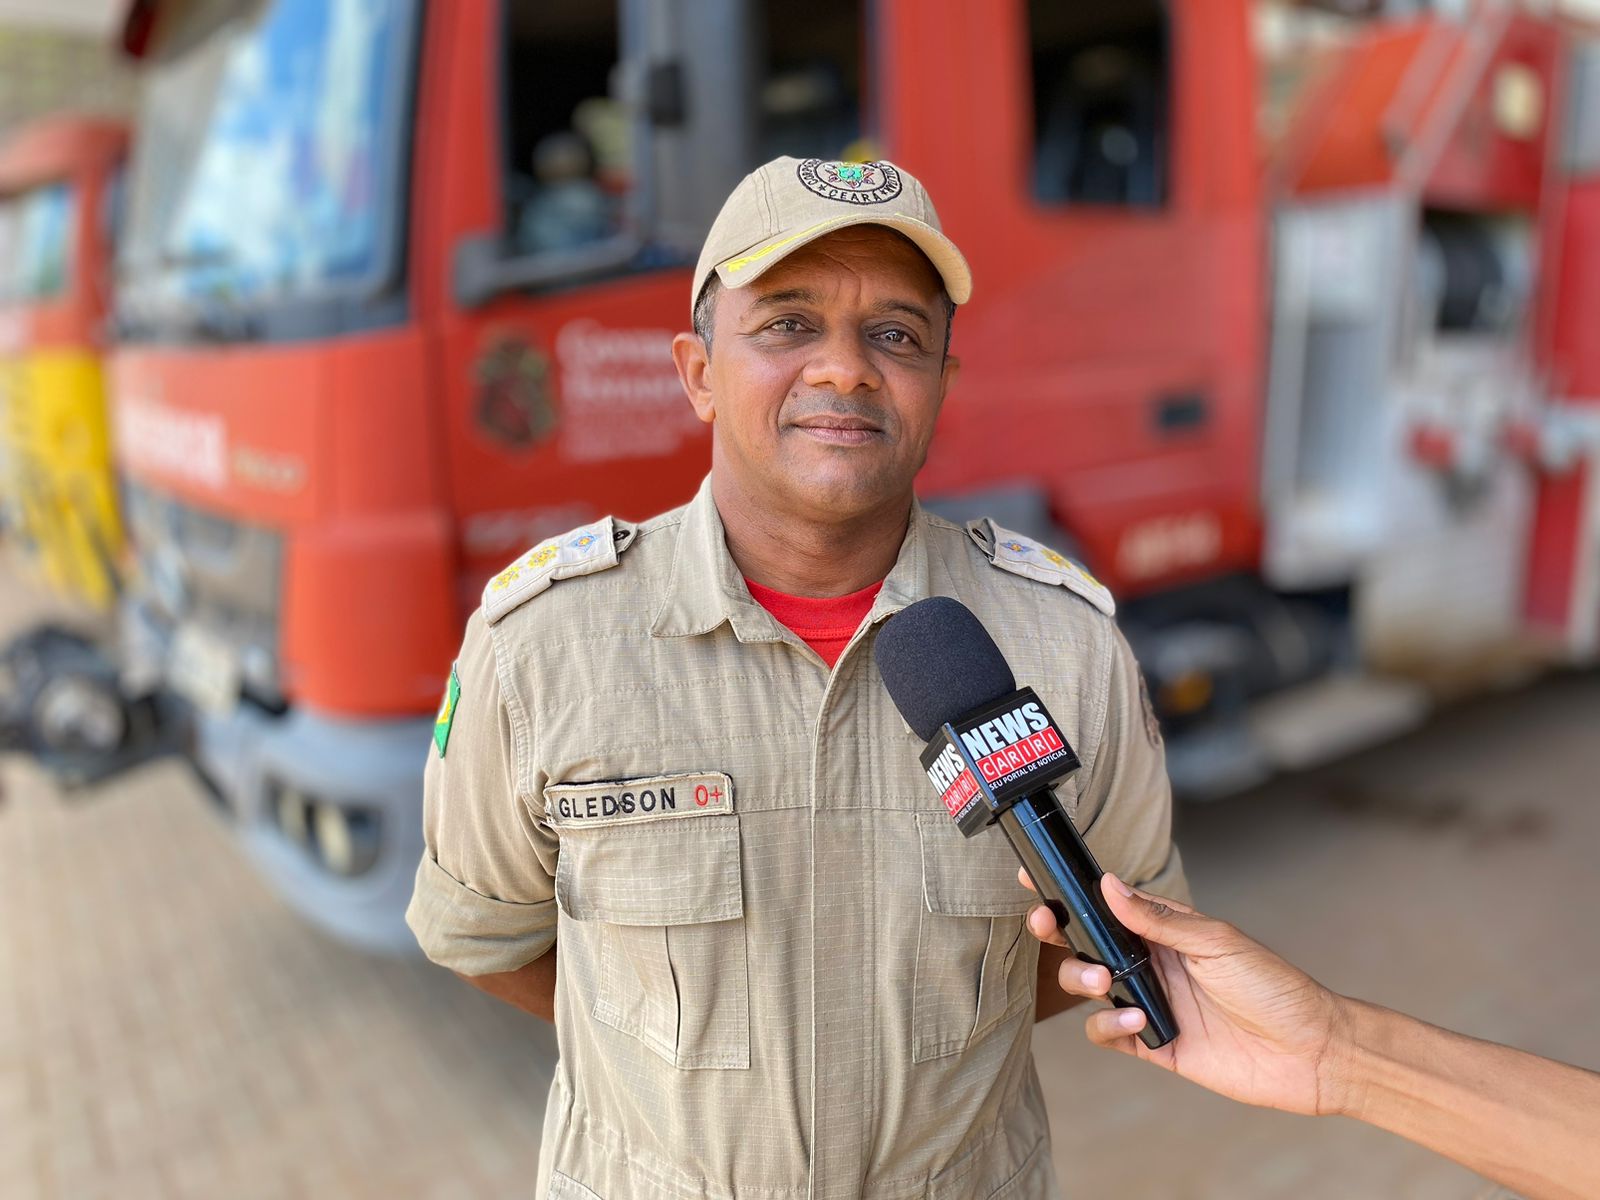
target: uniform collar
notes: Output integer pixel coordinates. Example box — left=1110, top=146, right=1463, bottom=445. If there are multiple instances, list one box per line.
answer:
left=650, top=475, right=935, bottom=642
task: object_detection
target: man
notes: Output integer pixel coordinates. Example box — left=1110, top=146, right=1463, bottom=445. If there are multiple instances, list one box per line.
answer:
left=406, top=157, right=1186, bottom=1199
left=1027, top=871, right=1600, bottom=1200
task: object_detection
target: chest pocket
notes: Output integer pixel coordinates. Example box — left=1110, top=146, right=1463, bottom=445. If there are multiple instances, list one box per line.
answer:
left=911, top=812, right=1039, bottom=1063
left=555, top=813, right=749, bottom=1070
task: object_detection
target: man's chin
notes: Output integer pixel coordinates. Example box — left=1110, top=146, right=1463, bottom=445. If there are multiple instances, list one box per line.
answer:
left=774, top=473, right=914, bottom=524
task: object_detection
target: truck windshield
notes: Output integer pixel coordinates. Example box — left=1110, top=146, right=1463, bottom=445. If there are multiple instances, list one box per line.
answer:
left=0, top=183, right=74, bottom=305
left=119, top=0, right=415, bottom=323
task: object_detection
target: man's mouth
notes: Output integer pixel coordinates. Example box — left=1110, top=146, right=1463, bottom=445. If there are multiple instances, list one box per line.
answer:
left=791, top=415, right=884, bottom=445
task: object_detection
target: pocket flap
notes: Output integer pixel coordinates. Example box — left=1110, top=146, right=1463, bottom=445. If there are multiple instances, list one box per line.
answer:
left=556, top=815, right=743, bottom=926
left=548, top=1171, right=603, bottom=1200
left=916, top=811, right=1036, bottom=917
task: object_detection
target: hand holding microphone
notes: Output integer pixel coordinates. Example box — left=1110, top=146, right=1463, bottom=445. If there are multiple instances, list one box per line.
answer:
left=1026, top=871, right=1600, bottom=1200
left=874, top=596, right=1179, bottom=1049
left=1022, top=867, right=1342, bottom=1114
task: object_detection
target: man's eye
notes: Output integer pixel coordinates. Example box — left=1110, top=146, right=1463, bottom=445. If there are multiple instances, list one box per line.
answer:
left=767, top=318, right=806, bottom=333
left=877, top=328, right=915, bottom=345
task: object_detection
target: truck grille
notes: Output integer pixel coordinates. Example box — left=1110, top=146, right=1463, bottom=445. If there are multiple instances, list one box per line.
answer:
left=122, top=482, right=285, bottom=708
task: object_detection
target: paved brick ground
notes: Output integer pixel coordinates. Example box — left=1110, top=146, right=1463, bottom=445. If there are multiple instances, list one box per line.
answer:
left=0, top=749, right=557, bottom=1199
left=2, top=559, right=1596, bottom=1199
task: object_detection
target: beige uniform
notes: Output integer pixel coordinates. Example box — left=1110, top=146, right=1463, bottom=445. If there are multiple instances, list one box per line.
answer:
left=407, top=478, right=1187, bottom=1200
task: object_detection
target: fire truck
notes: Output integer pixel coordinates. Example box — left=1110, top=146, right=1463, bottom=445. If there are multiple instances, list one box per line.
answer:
left=0, top=116, right=162, bottom=782
left=100, top=0, right=1600, bottom=951
left=0, top=116, right=126, bottom=608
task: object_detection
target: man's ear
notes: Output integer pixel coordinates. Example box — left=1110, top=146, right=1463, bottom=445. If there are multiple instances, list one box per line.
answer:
left=939, top=354, right=961, bottom=404
left=673, top=332, right=715, bottom=425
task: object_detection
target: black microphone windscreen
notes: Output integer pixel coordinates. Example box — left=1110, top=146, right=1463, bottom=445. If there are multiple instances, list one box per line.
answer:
left=874, top=597, right=1016, bottom=740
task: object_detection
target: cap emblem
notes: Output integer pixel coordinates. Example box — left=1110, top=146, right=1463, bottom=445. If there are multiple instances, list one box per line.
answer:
left=797, top=159, right=903, bottom=205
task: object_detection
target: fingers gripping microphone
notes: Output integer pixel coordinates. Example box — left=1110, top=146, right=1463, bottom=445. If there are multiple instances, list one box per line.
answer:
left=874, top=597, right=1178, bottom=1049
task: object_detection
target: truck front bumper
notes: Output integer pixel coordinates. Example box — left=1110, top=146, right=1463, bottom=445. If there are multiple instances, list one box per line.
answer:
left=190, top=700, right=432, bottom=955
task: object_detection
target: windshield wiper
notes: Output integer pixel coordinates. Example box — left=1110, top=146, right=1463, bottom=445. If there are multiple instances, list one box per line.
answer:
left=111, top=283, right=262, bottom=344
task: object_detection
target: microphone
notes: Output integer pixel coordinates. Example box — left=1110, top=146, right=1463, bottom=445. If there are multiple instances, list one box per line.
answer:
left=874, top=596, right=1178, bottom=1049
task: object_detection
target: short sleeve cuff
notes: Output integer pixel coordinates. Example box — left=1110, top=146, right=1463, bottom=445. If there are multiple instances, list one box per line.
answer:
left=405, top=854, right=558, bottom=975
left=1131, top=846, right=1191, bottom=908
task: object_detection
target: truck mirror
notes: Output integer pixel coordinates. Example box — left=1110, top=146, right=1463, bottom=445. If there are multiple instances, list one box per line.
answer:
left=453, top=234, right=501, bottom=309
left=646, top=61, right=686, bottom=128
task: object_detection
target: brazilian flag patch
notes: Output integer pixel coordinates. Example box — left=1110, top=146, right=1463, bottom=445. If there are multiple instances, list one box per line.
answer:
left=434, top=665, right=461, bottom=758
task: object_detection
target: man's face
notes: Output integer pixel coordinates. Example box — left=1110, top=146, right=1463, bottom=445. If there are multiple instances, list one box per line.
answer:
left=673, top=225, right=959, bottom=525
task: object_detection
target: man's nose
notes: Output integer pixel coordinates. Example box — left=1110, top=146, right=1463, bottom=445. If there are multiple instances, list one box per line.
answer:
left=801, top=327, right=883, bottom=395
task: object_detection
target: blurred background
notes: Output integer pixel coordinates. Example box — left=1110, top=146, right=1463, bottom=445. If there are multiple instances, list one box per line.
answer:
left=1, top=0, right=1598, bottom=1196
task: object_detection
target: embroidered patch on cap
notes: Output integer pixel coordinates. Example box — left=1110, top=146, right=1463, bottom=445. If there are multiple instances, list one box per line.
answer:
left=796, top=159, right=903, bottom=205
left=544, top=773, right=734, bottom=828
left=433, top=665, right=460, bottom=758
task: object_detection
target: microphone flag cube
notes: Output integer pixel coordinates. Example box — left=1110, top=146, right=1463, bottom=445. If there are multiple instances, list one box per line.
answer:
left=918, top=686, right=1081, bottom=837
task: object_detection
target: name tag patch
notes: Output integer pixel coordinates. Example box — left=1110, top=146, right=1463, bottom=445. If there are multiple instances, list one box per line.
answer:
left=544, top=772, right=733, bottom=828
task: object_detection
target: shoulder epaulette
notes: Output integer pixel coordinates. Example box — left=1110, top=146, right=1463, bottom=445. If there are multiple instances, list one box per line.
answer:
left=965, top=517, right=1115, bottom=616
left=483, top=517, right=637, bottom=624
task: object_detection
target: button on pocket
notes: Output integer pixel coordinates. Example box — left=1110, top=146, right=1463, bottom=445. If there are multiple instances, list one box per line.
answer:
left=911, top=812, right=1038, bottom=1063
left=556, top=814, right=749, bottom=1070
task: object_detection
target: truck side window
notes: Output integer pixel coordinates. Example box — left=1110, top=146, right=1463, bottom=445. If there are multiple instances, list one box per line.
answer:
left=1028, top=0, right=1169, bottom=208
left=756, top=1, right=866, bottom=164
left=501, top=1, right=628, bottom=257
left=0, top=184, right=75, bottom=302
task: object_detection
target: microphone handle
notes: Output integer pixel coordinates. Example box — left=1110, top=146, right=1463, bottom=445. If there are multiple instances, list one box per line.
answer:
left=995, top=789, right=1179, bottom=1049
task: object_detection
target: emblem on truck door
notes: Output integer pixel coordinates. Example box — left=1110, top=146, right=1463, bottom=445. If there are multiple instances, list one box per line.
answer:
left=474, top=335, right=557, bottom=451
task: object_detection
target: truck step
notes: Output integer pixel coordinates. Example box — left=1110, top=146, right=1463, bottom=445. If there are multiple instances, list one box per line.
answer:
left=1247, top=674, right=1431, bottom=773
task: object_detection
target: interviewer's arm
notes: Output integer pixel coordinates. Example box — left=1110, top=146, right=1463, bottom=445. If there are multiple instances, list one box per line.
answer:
left=1335, top=997, right=1600, bottom=1200
left=456, top=947, right=558, bottom=1023
left=1026, top=870, right=1600, bottom=1200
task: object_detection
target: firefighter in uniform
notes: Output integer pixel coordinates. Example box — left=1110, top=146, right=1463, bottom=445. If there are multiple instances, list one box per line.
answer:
left=406, top=157, right=1187, bottom=1200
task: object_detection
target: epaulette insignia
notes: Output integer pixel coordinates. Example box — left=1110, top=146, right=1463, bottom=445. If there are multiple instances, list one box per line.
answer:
left=483, top=517, right=636, bottom=624
left=966, top=518, right=1115, bottom=616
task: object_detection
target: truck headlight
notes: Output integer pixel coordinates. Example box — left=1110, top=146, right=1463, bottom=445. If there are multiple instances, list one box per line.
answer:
left=312, top=802, right=381, bottom=878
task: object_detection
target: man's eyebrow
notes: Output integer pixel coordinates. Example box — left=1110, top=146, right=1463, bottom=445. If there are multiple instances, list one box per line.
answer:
left=747, top=287, right=820, bottom=310
left=869, top=298, right=936, bottom=326
left=744, top=289, right=936, bottom=325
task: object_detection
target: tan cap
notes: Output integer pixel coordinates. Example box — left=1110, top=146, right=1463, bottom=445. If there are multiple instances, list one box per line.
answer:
left=691, top=156, right=972, bottom=318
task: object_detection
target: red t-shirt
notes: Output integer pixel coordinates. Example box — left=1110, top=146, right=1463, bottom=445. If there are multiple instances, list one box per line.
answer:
left=744, top=576, right=884, bottom=668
